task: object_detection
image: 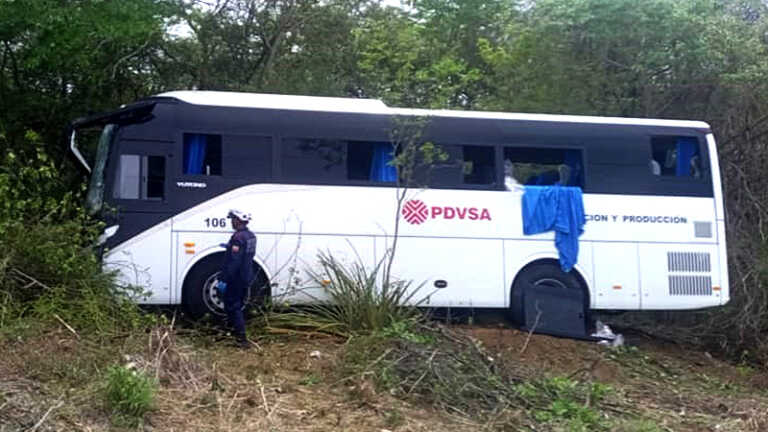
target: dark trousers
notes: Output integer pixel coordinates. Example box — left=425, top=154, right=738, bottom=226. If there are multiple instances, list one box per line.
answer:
left=223, top=279, right=247, bottom=339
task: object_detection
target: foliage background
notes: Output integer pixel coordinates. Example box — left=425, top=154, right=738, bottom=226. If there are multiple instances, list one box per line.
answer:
left=2, top=0, right=768, bottom=360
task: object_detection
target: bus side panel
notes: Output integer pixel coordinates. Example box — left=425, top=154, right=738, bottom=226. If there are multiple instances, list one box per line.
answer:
left=706, top=133, right=730, bottom=305
left=638, top=243, right=723, bottom=309
left=275, top=234, right=377, bottom=304
left=387, top=237, right=504, bottom=307
left=104, top=220, right=173, bottom=305
left=591, top=242, right=640, bottom=309
left=706, top=134, right=725, bottom=226
left=174, top=233, right=227, bottom=299
left=717, top=222, right=730, bottom=304
left=172, top=232, right=278, bottom=299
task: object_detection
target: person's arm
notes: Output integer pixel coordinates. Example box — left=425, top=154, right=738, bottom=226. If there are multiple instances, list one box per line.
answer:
left=223, top=236, right=245, bottom=283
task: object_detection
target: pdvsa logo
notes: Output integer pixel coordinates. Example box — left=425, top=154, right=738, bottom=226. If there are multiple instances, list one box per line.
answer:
left=401, top=199, right=492, bottom=225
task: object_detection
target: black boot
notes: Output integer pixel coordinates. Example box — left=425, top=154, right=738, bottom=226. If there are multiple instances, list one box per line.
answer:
left=236, top=334, right=251, bottom=349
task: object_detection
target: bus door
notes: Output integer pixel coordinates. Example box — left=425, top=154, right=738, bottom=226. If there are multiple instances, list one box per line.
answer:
left=105, top=139, right=175, bottom=304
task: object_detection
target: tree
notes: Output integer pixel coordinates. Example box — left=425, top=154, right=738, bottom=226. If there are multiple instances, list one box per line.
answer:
left=351, top=3, right=486, bottom=108
left=158, top=0, right=366, bottom=95
left=0, top=0, right=172, bottom=157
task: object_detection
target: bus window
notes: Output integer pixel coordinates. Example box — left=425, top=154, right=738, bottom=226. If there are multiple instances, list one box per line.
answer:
left=183, top=133, right=222, bottom=176
left=224, top=135, right=272, bottom=180
left=651, top=136, right=702, bottom=178
left=282, top=138, right=346, bottom=182
left=504, top=147, right=583, bottom=188
left=409, top=143, right=496, bottom=189
left=347, top=141, right=396, bottom=183
left=115, top=154, right=140, bottom=199
left=463, top=145, right=496, bottom=186
left=113, top=154, right=165, bottom=200
left=146, top=156, right=165, bottom=199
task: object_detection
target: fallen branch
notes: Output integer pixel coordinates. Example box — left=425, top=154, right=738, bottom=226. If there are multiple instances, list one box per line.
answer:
left=26, top=400, right=64, bottom=432
left=258, top=379, right=270, bottom=415
left=519, top=302, right=542, bottom=355
left=53, top=314, right=79, bottom=339
left=407, top=349, right=438, bottom=395
left=11, top=269, right=53, bottom=291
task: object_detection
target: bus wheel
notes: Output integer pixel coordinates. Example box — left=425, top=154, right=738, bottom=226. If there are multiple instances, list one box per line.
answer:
left=510, top=263, right=585, bottom=326
left=182, top=256, right=268, bottom=320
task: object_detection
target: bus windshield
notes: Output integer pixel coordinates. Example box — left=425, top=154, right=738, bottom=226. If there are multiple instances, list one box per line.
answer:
left=86, top=124, right=116, bottom=215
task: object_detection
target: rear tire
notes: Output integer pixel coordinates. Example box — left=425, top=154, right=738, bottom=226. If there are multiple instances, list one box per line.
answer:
left=510, top=263, right=585, bottom=326
left=182, top=255, right=269, bottom=320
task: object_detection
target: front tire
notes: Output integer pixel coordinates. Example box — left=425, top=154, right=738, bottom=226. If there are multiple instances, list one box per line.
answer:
left=182, top=255, right=269, bottom=320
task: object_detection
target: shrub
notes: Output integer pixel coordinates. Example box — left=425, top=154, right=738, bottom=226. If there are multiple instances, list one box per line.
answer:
left=0, top=135, right=151, bottom=337
left=0, top=220, right=151, bottom=336
left=266, top=251, right=426, bottom=337
left=0, top=137, right=83, bottom=234
left=105, top=365, right=156, bottom=426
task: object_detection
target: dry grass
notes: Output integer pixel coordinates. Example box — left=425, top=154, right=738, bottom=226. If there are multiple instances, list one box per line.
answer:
left=141, top=326, right=474, bottom=432
left=3, top=319, right=768, bottom=431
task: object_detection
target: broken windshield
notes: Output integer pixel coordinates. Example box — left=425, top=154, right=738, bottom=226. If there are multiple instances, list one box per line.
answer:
left=85, top=124, right=116, bottom=215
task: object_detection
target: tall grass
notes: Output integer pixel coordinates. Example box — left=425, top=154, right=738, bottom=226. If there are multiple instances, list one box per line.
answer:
left=266, top=252, right=427, bottom=337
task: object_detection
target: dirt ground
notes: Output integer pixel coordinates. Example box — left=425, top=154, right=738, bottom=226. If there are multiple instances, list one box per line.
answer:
left=2, top=321, right=768, bottom=431
left=466, top=324, right=768, bottom=431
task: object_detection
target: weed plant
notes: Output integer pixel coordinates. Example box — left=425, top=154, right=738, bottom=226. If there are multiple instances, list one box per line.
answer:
left=104, top=365, right=156, bottom=427
left=517, top=377, right=612, bottom=430
left=266, top=251, right=426, bottom=337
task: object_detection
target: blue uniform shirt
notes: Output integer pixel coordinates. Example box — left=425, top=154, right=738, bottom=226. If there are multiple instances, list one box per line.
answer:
left=221, top=227, right=257, bottom=284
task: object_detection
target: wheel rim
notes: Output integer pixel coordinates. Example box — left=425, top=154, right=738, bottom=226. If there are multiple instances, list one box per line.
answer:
left=202, top=272, right=226, bottom=316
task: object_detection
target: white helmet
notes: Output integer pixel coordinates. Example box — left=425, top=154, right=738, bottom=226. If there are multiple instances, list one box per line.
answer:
left=227, top=209, right=251, bottom=223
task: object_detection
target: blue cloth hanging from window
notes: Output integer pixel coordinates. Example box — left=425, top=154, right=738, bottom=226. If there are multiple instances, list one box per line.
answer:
left=369, top=142, right=397, bottom=182
left=522, top=185, right=586, bottom=272
left=675, top=137, right=698, bottom=176
left=184, top=134, right=207, bottom=175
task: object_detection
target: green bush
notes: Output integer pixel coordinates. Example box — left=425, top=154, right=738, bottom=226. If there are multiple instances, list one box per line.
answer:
left=105, top=365, right=156, bottom=426
left=0, top=134, right=151, bottom=336
left=0, top=136, right=83, bottom=233
left=0, top=219, right=151, bottom=336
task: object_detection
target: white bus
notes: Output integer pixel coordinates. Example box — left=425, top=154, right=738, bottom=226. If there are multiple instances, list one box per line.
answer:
left=70, top=91, right=729, bottom=334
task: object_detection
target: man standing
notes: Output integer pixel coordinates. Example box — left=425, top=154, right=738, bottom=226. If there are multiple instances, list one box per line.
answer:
left=217, top=209, right=257, bottom=348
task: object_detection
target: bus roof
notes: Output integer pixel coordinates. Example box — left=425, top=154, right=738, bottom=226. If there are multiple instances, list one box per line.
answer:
left=157, top=91, right=390, bottom=115
left=157, top=90, right=711, bottom=131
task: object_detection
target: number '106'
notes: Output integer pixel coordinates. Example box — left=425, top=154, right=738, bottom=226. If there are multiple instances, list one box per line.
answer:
left=205, top=218, right=227, bottom=228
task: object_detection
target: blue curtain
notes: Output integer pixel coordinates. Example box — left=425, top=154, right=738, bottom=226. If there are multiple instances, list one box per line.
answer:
left=184, top=134, right=207, bottom=175
left=675, top=137, right=698, bottom=176
left=369, top=142, right=397, bottom=182
left=563, top=150, right=583, bottom=187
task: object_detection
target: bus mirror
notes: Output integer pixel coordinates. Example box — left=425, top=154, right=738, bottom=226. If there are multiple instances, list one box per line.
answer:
left=97, top=225, right=120, bottom=245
